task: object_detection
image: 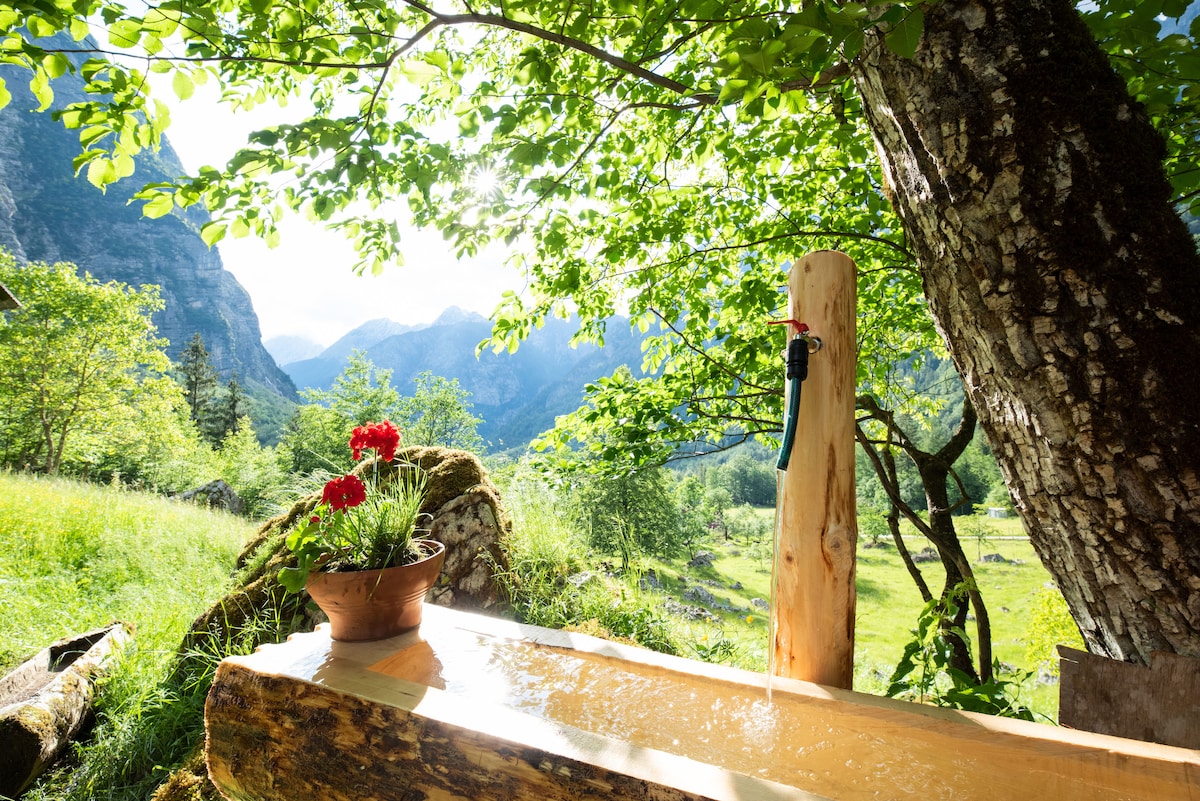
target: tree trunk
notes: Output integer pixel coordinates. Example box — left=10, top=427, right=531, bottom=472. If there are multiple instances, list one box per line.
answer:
left=883, top=448, right=933, bottom=603
left=857, top=396, right=993, bottom=679
left=854, top=0, right=1200, bottom=663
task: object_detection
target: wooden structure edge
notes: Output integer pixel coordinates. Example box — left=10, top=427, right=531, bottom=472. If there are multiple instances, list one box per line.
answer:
left=206, top=655, right=824, bottom=801
left=205, top=607, right=1200, bottom=801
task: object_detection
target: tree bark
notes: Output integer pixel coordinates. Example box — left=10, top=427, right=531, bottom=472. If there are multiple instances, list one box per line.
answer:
left=854, top=0, right=1200, bottom=663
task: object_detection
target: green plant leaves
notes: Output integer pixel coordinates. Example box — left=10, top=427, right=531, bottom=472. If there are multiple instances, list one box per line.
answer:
left=0, top=0, right=1188, bottom=472
left=885, top=8, right=924, bottom=59
left=172, top=69, right=194, bottom=100
left=141, top=191, right=175, bottom=219
left=200, top=221, right=227, bottom=247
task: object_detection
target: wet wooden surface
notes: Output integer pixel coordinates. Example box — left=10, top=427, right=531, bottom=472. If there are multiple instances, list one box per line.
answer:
left=206, top=606, right=1200, bottom=801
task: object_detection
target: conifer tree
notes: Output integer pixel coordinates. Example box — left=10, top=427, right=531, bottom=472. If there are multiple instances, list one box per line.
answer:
left=178, top=333, right=217, bottom=425
left=207, top=373, right=245, bottom=442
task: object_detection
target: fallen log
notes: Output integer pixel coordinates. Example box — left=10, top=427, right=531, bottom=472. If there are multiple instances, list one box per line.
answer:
left=0, top=623, right=130, bottom=798
left=206, top=606, right=1199, bottom=801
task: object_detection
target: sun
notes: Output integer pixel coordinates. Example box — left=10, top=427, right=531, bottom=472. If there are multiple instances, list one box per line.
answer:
left=470, top=166, right=501, bottom=198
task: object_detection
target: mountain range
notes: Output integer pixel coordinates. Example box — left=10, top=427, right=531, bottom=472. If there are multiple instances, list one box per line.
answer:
left=268, top=309, right=646, bottom=449
left=0, top=33, right=295, bottom=398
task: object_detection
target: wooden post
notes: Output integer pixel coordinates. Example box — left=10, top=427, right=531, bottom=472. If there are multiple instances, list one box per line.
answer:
left=773, top=250, right=857, bottom=689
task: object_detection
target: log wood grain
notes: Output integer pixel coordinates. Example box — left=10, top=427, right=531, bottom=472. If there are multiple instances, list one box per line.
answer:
left=205, top=607, right=1200, bottom=801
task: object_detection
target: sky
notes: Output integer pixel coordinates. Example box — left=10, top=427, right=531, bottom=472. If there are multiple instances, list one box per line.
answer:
left=160, top=84, right=520, bottom=348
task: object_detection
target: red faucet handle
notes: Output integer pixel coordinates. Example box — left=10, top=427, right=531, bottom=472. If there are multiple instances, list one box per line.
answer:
left=767, top=319, right=809, bottom=335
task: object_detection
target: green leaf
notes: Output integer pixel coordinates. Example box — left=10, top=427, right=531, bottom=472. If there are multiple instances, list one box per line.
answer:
left=28, top=68, right=53, bottom=112
left=401, top=60, right=440, bottom=86
left=108, top=19, right=141, bottom=49
left=0, top=78, right=9, bottom=111
left=200, top=221, right=228, bottom=247
left=86, top=157, right=117, bottom=189
left=26, top=16, right=56, bottom=38
left=172, top=70, right=195, bottom=101
left=885, top=9, right=924, bottom=60
left=142, top=192, right=174, bottom=219
left=276, top=8, right=301, bottom=36
left=42, top=52, right=69, bottom=79
left=142, top=8, right=180, bottom=37
left=113, top=152, right=135, bottom=179
left=278, top=566, right=306, bottom=594
left=1161, top=0, right=1190, bottom=17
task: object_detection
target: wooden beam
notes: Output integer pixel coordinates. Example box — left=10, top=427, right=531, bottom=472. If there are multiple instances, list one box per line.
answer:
left=774, top=250, right=858, bottom=688
left=205, top=606, right=1200, bottom=801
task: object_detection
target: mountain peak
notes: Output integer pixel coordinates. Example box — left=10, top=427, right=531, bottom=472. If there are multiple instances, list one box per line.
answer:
left=433, top=306, right=487, bottom=326
left=321, top=318, right=422, bottom=359
left=265, top=335, right=324, bottom=366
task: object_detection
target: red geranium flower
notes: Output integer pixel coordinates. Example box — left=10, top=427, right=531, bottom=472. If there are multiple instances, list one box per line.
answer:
left=322, top=474, right=367, bottom=510
left=349, top=420, right=401, bottom=462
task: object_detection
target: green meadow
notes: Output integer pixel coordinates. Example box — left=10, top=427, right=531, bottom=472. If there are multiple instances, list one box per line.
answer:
left=4, top=473, right=1082, bottom=800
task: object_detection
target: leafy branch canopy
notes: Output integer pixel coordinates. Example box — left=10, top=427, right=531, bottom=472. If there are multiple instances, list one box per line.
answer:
left=1, top=0, right=1194, bottom=468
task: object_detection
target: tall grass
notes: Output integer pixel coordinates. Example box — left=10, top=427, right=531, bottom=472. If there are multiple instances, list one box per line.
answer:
left=497, top=472, right=678, bottom=653
left=498, top=471, right=1075, bottom=720
left=0, top=472, right=258, bottom=801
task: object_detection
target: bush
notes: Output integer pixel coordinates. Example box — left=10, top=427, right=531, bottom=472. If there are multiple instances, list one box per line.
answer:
left=214, top=419, right=289, bottom=518
left=1024, top=587, right=1085, bottom=676
left=495, top=468, right=679, bottom=654
left=984, top=482, right=1016, bottom=513
left=858, top=507, right=891, bottom=546
left=887, top=587, right=1036, bottom=720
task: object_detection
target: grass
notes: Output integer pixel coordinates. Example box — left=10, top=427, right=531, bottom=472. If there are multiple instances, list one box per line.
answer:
left=527, top=505, right=1077, bottom=721
left=0, top=472, right=258, bottom=801
left=495, top=475, right=677, bottom=653
left=4, top=470, right=1082, bottom=799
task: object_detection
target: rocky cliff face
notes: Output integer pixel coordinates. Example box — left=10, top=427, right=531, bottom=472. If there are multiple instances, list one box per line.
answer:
left=0, top=44, right=296, bottom=397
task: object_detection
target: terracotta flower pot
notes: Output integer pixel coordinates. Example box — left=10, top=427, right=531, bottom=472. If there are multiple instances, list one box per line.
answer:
left=305, top=539, right=446, bottom=641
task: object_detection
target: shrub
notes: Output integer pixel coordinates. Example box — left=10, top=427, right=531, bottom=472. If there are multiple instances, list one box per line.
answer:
left=887, top=587, right=1036, bottom=720
left=496, top=468, right=678, bottom=654
left=1024, top=587, right=1085, bottom=676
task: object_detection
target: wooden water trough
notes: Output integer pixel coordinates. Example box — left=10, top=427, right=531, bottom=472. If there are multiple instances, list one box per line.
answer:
left=205, top=605, right=1199, bottom=801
